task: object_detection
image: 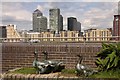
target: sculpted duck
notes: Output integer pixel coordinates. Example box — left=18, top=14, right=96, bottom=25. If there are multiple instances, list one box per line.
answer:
left=33, top=50, right=64, bottom=74
left=42, top=51, right=64, bottom=72
left=33, top=49, right=51, bottom=74
left=76, top=55, right=97, bottom=76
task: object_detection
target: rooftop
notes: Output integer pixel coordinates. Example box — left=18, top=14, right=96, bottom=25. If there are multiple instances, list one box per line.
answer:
left=34, top=9, right=42, bottom=13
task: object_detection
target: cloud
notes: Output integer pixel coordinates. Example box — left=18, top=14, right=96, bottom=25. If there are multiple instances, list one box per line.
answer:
left=2, top=3, right=32, bottom=21
left=81, top=0, right=119, bottom=2
left=59, top=2, right=117, bottom=31
left=82, top=7, right=116, bottom=30
left=2, top=0, right=119, bottom=2
left=2, top=2, right=32, bottom=30
left=1, top=2, right=118, bottom=31
left=2, top=0, right=35, bottom=2
left=0, top=4, right=2, bottom=24
left=36, top=2, right=56, bottom=11
left=36, top=0, right=119, bottom=2
left=36, top=5, right=44, bottom=12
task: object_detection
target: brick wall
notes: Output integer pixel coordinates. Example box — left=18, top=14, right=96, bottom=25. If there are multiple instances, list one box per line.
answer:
left=2, top=42, right=102, bottom=72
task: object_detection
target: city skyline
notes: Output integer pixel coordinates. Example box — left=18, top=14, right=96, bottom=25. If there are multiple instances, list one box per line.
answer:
left=1, top=2, right=118, bottom=31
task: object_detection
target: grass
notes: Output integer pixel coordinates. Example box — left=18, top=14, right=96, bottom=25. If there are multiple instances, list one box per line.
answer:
left=89, top=69, right=120, bottom=78
left=9, top=68, right=77, bottom=77
left=9, top=67, right=37, bottom=74
left=61, top=68, right=120, bottom=78
left=60, top=69, right=77, bottom=77
left=8, top=67, right=120, bottom=78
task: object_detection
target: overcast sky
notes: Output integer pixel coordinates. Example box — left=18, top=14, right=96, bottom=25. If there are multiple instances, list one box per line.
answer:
left=1, top=0, right=119, bottom=31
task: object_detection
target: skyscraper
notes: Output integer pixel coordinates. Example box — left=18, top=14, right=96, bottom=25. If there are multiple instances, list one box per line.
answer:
left=33, top=9, right=43, bottom=32
left=33, top=9, right=47, bottom=32
left=77, top=22, right=81, bottom=32
left=37, top=16, right=47, bottom=32
left=0, top=26, right=6, bottom=38
left=59, top=15, right=63, bottom=31
left=49, top=8, right=61, bottom=33
left=113, top=15, right=120, bottom=40
left=67, top=17, right=77, bottom=31
left=77, top=22, right=81, bottom=36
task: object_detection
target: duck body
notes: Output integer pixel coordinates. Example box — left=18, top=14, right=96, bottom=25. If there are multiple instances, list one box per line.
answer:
left=76, top=55, right=97, bottom=76
left=76, top=62, right=90, bottom=76
left=33, top=50, right=52, bottom=74
left=33, top=50, right=64, bottom=74
left=45, top=60, right=64, bottom=72
left=42, top=51, right=65, bottom=72
left=33, top=60, right=52, bottom=74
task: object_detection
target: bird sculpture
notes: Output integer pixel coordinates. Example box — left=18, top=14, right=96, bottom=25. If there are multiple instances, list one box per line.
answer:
left=42, top=51, right=64, bottom=72
left=33, top=49, right=51, bottom=74
left=76, top=55, right=97, bottom=77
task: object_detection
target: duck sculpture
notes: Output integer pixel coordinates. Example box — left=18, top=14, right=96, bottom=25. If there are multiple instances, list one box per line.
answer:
left=33, top=49, right=51, bottom=74
left=33, top=49, right=64, bottom=74
left=42, top=51, right=64, bottom=72
left=76, top=55, right=97, bottom=77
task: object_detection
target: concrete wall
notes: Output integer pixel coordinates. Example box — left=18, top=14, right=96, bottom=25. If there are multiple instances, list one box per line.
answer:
left=2, top=42, right=102, bottom=72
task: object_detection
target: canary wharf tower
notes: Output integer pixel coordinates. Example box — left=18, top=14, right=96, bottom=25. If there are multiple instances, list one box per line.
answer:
left=49, top=8, right=61, bottom=33
left=33, top=9, right=47, bottom=32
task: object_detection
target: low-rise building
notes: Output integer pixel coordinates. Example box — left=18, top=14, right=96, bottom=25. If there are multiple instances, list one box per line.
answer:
left=4, top=24, right=21, bottom=42
left=84, top=28, right=112, bottom=41
left=60, top=31, right=81, bottom=41
left=6, top=24, right=21, bottom=38
left=39, top=32, right=54, bottom=41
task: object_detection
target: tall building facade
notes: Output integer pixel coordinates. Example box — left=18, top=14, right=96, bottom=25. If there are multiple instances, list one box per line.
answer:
left=113, top=15, right=120, bottom=40
left=59, top=15, right=63, bottom=31
left=0, top=26, right=7, bottom=38
left=67, top=17, right=77, bottom=31
left=37, top=16, right=47, bottom=32
left=49, top=8, right=62, bottom=33
left=77, top=22, right=81, bottom=32
left=33, top=9, right=43, bottom=32
left=33, top=9, right=47, bottom=32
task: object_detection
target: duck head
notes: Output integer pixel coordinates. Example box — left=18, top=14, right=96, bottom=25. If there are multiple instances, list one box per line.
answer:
left=42, top=51, right=48, bottom=60
left=77, top=55, right=83, bottom=64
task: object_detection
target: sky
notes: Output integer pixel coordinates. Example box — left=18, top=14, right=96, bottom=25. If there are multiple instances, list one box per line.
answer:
left=1, top=0, right=119, bottom=31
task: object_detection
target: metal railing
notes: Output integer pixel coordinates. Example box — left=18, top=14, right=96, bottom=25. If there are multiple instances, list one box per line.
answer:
left=0, top=36, right=120, bottom=42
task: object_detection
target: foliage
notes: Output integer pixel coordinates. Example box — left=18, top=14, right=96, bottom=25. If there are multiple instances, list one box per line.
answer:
left=9, top=67, right=37, bottom=74
left=61, top=69, right=77, bottom=77
left=95, top=43, right=120, bottom=71
left=89, top=69, right=120, bottom=78
left=61, top=69, right=76, bottom=74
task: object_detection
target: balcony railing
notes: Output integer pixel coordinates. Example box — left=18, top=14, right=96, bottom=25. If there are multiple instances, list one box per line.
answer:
left=0, top=36, right=120, bottom=42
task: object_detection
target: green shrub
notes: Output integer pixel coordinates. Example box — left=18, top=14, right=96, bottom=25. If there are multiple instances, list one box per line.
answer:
left=95, top=43, right=120, bottom=71
left=89, top=69, right=120, bottom=78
